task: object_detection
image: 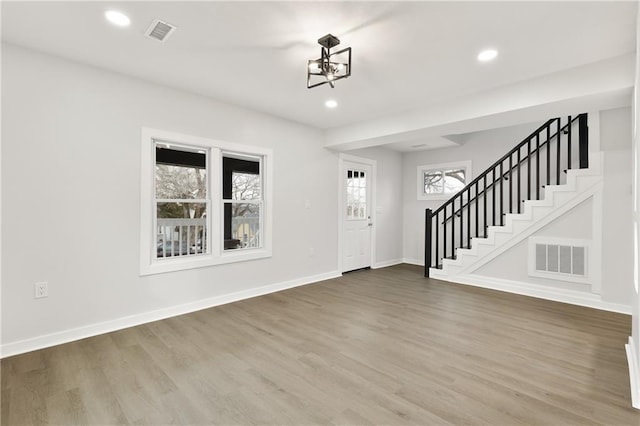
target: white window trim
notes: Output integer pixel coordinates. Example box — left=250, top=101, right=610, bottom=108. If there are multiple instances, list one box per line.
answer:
left=140, top=127, right=273, bottom=276
left=417, top=160, right=472, bottom=200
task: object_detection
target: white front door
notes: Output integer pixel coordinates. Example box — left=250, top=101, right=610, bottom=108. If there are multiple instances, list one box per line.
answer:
left=343, top=162, right=373, bottom=272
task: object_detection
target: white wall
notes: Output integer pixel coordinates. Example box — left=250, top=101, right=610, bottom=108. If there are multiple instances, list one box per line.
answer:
left=627, top=3, right=640, bottom=408
left=476, top=198, right=594, bottom=293
left=346, top=146, right=403, bottom=267
left=472, top=107, right=633, bottom=307
left=402, top=108, right=633, bottom=309
left=402, top=121, right=540, bottom=264
left=600, top=107, right=634, bottom=306
left=1, top=44, right=340, bottom=354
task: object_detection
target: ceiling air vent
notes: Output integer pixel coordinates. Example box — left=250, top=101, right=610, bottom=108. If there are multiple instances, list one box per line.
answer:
left=145, top=19, right=176, bottom=43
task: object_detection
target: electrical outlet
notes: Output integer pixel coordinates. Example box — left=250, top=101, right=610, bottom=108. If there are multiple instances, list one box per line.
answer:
left=35, top=282, right=48, bottom=299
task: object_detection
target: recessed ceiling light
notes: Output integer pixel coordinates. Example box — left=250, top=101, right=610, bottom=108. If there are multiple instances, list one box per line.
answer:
left=325, top=100, right=338, bottom=108
left=477, top=49, right=498, bottom=62
left=105, top=10, right=131, bottom=27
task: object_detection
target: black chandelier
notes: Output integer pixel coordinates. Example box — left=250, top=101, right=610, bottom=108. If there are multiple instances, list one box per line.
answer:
left=307, top=34, right=351, bottom=89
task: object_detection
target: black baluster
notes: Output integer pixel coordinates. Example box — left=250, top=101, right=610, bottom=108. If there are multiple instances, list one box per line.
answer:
left=556, top=117, right=561, bottom=184
left=475, top=181, right=479, bottom=238
left=546, top=123, right=551, bottom=186
left=536, top=133, right=540, bottom=200
left=467, top=188, right=471, bottom=248
left=567, top=115, right=572, bottom=171
left=527, top=138, right=531, bottom=201
left=492, top=168, right=496, bottom=226
left=517, top=147, right=521, bottom=213
left=435, top=210, right=439, bottom=268
left=451, top=199, right=455, bottom=259
left=483, top=175, right=488, bottom=237
left=443, top=205, right=447, bottom=260
left=459, top=193, right=463, bottom=249
left=509, top=154, right=513, bottom=214
left=500, top=162, right=504, bottom=225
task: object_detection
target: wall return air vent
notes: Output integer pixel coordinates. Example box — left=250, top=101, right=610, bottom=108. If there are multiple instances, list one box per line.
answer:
left=145, top=19, right=176, bottom=43
left=528, top=237, right=590, bottom=284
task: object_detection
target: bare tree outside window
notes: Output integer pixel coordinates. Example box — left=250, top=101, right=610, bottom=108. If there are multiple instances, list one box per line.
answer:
left=155, top=147, right=208, bottom=258
left=424, top=168, right=465, bottom=195
left=156, top=164, right=207, bottom=218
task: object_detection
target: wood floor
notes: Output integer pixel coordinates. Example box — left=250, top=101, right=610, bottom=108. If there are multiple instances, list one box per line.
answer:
left=2, top=264, right=639, bottom=425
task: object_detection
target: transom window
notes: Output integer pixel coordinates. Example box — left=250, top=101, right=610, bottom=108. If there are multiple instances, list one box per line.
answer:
left=140, top=128, right=272, bottom=275
left=417, top=161, right=472, bottom=200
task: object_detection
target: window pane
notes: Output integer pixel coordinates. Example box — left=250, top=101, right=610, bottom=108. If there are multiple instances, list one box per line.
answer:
left=424, top=171, right=444, bottom=194
left=155, top=147, right=206, bottom=200
left=443, top=169, right=465, bottom=193
left=223, top=156, right=262, bottom=250
left=225, top=202, right=260, bottom=250
left=232, top=171, right=261, bottom=200
left=156, top=202, right=207, bottom=258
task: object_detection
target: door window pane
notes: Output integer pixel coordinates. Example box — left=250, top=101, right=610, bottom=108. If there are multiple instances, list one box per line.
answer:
left=347, top=169, right=367, bottom=220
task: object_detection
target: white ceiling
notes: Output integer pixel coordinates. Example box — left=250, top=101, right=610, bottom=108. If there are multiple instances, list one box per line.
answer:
left=2, top=1, right=637, bottom=148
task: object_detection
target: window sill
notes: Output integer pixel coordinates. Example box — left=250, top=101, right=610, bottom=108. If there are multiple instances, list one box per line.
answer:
left=140, top=248, right=272, bottom=276
left=418, top=193, right=458, bottom=201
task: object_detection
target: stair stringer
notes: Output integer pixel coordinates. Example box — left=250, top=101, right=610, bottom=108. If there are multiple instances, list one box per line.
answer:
left=430, top=153, right=604, bottom=282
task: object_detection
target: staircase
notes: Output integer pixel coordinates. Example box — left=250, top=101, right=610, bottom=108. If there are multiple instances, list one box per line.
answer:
left=425, top=114, right=592, bottom=279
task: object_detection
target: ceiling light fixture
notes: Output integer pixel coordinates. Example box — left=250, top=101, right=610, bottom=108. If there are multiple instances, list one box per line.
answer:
left=105, top=10, right=131, bottom=27
left=325, top=100, right=338, bottom=108
left=307, top=34, right=351, bottom=89
left=477, top=49, right=498, bottom=62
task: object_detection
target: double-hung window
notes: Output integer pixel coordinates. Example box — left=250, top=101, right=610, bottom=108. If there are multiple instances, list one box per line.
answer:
left=140, top=128, right=272, bottom=275
left=155, top=144, right=209, bottom=259
left=222, top=155, right=262, bottom=250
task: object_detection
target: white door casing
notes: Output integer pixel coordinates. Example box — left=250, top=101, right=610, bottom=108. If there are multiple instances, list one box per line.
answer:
left=339, top=155, right=376, bottom=273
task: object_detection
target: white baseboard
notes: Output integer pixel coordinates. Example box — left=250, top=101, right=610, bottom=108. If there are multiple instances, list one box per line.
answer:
left=402, top=258, right=424, bottom=266
left=440, top=274, right=631, bottom=315
left=626, top=337, right=640, bottom=409
left=372, top=258, right=403, bottom=269
left=1, top=270, right=341, bottom=359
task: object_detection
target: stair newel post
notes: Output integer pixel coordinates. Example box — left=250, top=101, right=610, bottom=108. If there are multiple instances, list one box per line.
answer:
left=556, top=117, right=561, bottom=184
left=579, top=113, right=589, bottom=169
left=425, top=208, right=432, bottom=277
left=567, top=115, right=572, bottom=171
